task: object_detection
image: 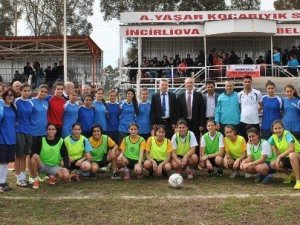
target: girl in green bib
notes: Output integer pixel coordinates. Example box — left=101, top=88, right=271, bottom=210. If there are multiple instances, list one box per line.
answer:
left=223, top=125, right=247, bottom=178
left=269, top=120, right=300, bottom=189
left=31, top=124, right=70, bottom=189
left=144, top=125, right=172, bottom=177
left=171, top=119, right=198, bottom=179
left=64, top=123, right=93, bottom=180
left=240, top=128, right=276, bottom=184
left=117, top=123, right=145, bottom=179
left=199, top=119, right=224, bottom=176
left=84, top=124, right=120, bottom=180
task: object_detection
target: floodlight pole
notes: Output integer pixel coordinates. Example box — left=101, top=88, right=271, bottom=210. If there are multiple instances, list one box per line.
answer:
left=63, top=0, right=68, bottom=83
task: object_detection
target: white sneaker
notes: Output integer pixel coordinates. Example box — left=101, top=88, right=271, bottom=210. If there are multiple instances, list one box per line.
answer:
left=244, top=173, right=252, bottom=179
left=16, top=179, right=28, bottom=187
left=229, top=171, right=238, bottom=179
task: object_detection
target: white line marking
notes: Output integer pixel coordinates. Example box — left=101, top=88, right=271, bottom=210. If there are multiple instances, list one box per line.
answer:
left=1, top=193, right=300, bottom=200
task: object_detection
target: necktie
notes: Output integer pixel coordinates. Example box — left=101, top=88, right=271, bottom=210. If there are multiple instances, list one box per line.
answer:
left=187, top=92, right=192, bottom=119
left=161, top=93, right=166, bottom=117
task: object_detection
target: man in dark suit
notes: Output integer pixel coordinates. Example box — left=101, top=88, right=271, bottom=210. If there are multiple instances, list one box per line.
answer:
left=151, top=79, right=177, bottom=139
left=177, top=77, right=205, bottom=142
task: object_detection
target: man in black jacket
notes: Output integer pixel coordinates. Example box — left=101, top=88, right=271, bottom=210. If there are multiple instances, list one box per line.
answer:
left=151, top=79, right=177, bottom=139
left=177, top=77, right=205, bottom=142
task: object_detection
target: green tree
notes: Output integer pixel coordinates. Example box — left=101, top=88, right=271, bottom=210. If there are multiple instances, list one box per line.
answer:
left=0, top=0, right=16, bottom=35
left=100, top=0, right=228, bottom=21
left=274, top=0, right=300, bottom=9
left=230, top=0, right=261, bottom=10
left=21, top=0, right=94, bottom=36
left=178, top=0, right=227, bottom=11
left=103, top=65, right=119, bottom=91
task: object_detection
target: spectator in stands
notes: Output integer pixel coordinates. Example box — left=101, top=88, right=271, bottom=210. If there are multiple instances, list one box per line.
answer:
left=185, top=53, right=195, bottom=76
left=229, top=51, right=239, bottom=64
left=173, top=54, right=181, bottom=67
left=12, top=70, right=22, bottom=83
left=51, top=63, right=59, bottom=82
left=178, top=59, right=188, bottom=77
left=195, top=50, right=205, bottom=67
left=287, top=55, right=299, bottom=76
left=44, top=66, right=52, bottom=88
left=243, top=54, right=254, bottom=65
left=160, top=55, right=171, bottom=78
left=34, top=62, right=45, bottom=88
left=124, top=58, right=138, bottom=83
left=208, top=48, right=217, bottom=66
left=238, top=76, right=262, bottom=140
left=282, top=49, right=289, bottom=66
left=57, top=61, right=64, bottom=81
left=273, top=48, right=281, bottom=65
left=266, top=50, right=272, bottom=64
left=23, top=62, right=33, bottom=82
left=256, top=56, right=265, bottom=64
left=221, top=52, right=229, bottom=65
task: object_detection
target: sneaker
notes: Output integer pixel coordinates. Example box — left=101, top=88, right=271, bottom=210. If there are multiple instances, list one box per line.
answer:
left=28, top=176, right=34, bottom=184
left=0, top=183, right=11, bottom=192
left=244, top=173, right=253, bottom=179
left=186, top=168, right=194, bottom=179
left=294, top=181, right=300, bottom=190
left=229, top=171, right=238, bottom=179
left=38, top=174, right=46, bottom=182
left=255, top=174, right=265, bottom=183
left=124, top=168, right=131, bottom=180
left=261, top=174, right=273, bottom=184
left=48, top=176, right=56, bottom=185
left=207, top=170, right=214, bottom=177
left=16, top=179, right=28, bottom=187
left=32, top=179, right=39, bottom=189
left=283, top=173, right=295, bottom=184
left=80, top=171, right=90, bottom=177
left=111, top=173, right=121, bottom=180
left=216, top=168, right=223, bottom=177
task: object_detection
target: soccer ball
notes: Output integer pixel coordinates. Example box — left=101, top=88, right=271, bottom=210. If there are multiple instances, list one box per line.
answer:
left=168, top=173, right=183, bottom=188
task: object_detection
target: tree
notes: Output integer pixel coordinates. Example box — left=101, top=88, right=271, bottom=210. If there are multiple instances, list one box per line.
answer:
left=230, top=0, right=261, bottom=10
left=0, top=0, right=16, bottom=35
left=100, top=0, right=228, bottom=21
left=178, top=0, right=227, bottom=11
left=274, top=0, right=300, bottom=9
left=103, top=65, right=119, bottom=91
left=20, top=0, right=94, bottom=36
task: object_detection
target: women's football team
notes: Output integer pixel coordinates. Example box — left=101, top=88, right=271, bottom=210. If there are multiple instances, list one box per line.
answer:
left=0, top=81, right=299, bottom=192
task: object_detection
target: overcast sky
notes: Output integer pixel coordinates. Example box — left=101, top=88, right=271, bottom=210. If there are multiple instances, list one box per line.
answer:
left=19, top=0, right=275, bottom=68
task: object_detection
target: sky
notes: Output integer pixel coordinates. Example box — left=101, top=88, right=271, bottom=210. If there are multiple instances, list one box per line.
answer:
left=19, top=0, right=276, bottom=68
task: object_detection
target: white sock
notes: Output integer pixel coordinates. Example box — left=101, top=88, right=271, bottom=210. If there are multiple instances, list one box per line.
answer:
left=0, top=164, right=5, bottom=183
left=1, top=164, right=8, bottom=183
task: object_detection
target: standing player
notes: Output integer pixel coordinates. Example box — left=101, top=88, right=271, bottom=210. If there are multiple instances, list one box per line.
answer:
left=93, top=88, right=107, bottom=134
left=136, top=88, right=151, bottom=141
left=0, top=89, right=16, bottom=191
left=106, top=89, right=119, bottom=143
left=62, top=92, right=80, bottom=138
left=77, top=94, right=95, bottom=138
left=47, top=82, right=66, bottom=137
left=15, top=83, right=33, bottom=187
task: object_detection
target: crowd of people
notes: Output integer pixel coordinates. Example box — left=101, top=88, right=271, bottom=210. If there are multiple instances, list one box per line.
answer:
left=0, top=75, right=300, bottom=193
left=125, top=45, right=300, bottom=82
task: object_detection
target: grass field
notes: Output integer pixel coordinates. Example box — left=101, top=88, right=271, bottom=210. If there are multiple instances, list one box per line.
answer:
left=0, top=170, right=299, bottom=225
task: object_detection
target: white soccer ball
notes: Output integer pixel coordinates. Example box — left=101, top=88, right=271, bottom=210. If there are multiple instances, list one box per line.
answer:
left=168, top=173, right=183, bottom=188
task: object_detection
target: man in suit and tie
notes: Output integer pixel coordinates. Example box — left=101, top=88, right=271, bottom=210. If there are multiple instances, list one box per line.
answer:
left=150, top=79, right=177, bottom=139
left=177, top=77, right=205, bottom=142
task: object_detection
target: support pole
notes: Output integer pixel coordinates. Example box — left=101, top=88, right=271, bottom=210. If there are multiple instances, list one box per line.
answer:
left=271, top=36, right=274, bottom=77
left=204, top=36, right=207, bottom=81
left=119, top=37, right=123, bottom=86
left=137, top=37, right=142, bottom=97
left=63, top=0, right=68, bottom=83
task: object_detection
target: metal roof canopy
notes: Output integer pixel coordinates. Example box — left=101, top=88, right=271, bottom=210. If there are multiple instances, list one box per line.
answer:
left=0, top=35, right=102, bottom=60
